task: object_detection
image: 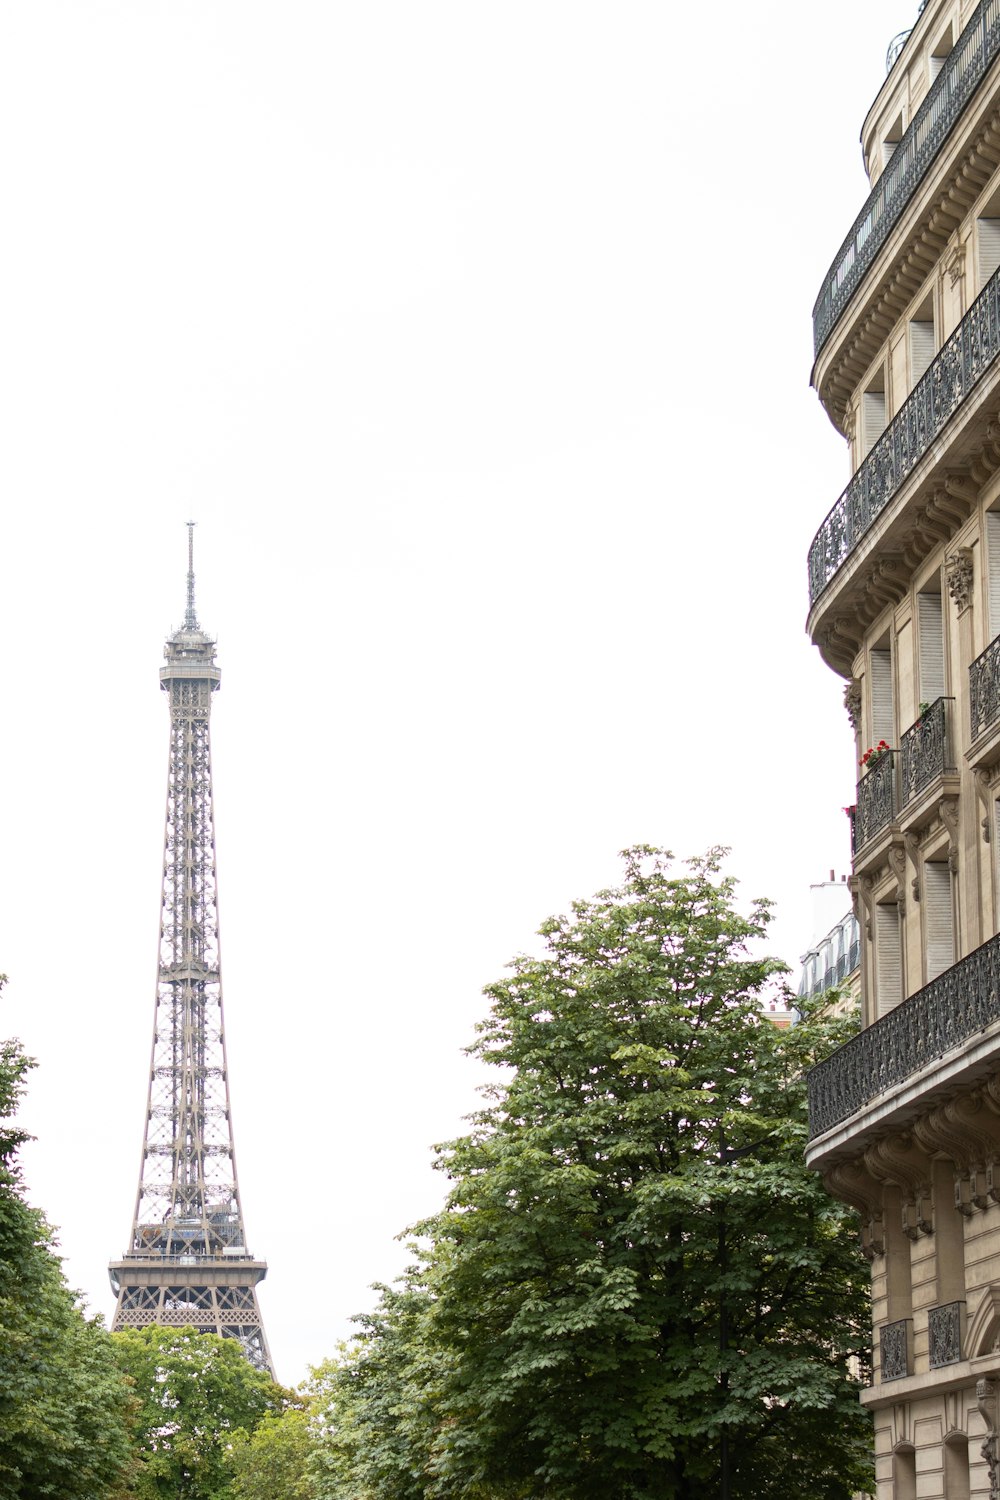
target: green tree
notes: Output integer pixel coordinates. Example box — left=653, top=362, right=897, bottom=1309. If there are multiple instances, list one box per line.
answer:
left=317, top=849, right=872, bottom=1500
left=0, top=1021, right=136, bottom=1498
left=309, top=1279, right=453, bottom=1500
left=111, top=1325, right=286, bottom=1500
left=227, top=1405, right=316, bottom=1500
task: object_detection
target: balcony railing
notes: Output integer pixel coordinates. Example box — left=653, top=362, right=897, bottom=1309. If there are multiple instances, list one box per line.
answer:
left=808, top=263, right=1000, bottom=605
left=900, top=697, right=954, bottom=804
left=881, top=1319, right=911, bottom=1381
left=808, top=929, right=1000, bottom=1137
left=813, top=0, right=1000, bottom=357
left=929, top=1301, right=964, bottom=1368
left=971, top=635, right=1000, bottom=740
left=855, top=750, right=897, bottom=851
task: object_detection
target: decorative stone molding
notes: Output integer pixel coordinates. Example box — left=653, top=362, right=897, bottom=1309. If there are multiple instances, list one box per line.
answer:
left=978, top=1378, right=1000, bottom=1500
left=929, top=1300, right=964, bottom=1367
left=892, top=1400, right=913, bottom=1455
left=858, top=874, right=876, bottom=943
left=941, top=797, right=960, bottom=872
left=844, top=678, right=862, bottom=732
left=946, top=546, right=975, bottom=613
left=889, top=845, right=908, bottom=915
left=968, top=1287, right=1000, bottom=1359
left=945, top=235, right=967, bottom=288
left=864, top=1135, right=933, bottom=1239
left=904, top=831, right=921, bottom=904
left=881, top=1319, right=911, bottom=1381
left=977, top=768, right=994, bottom=844
left=825, top=1159, right=885, bottom=1260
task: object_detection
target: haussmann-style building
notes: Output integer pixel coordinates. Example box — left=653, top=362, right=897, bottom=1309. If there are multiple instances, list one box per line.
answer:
left=806, top=0, right=1000, bottom=1494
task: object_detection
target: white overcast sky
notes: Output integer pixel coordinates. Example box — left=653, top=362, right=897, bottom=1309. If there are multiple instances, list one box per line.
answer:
left=1, top=2, right=920, bottom=1384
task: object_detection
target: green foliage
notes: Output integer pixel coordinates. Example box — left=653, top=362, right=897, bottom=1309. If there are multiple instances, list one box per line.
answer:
left=0, top=1011, right=135, bottom=1498
left=316, top=849, right=873, bottom=1500
left=110, top=1325, right=287, bottom=1499
left=228, top=1405, right=316, bottom=1500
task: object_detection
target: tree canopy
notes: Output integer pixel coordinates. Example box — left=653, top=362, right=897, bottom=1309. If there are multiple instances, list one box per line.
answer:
left=110, top=1325, right=288, bottom=1500
left=315, top=848, right=873, bottom=1500
left=0, top=1010, right=135, bottom=1498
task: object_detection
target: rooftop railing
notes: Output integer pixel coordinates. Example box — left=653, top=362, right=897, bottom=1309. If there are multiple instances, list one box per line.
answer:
left=807, top=929, right=1000, bottom=1137
left=808, top=261, right=1000, bottom=605
left=813, top=0, right=1000, bottom=357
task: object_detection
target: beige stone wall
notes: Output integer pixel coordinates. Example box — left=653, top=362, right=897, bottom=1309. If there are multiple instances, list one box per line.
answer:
left=808, top=7, right=1000, bottom=1495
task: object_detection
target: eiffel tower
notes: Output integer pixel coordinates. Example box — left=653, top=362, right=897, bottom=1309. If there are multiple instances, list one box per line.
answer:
left=109, top=526, right=272, bottom=1375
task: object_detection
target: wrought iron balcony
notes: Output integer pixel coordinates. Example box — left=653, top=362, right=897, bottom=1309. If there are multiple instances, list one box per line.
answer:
left=929, top=1301, right=964, bottom=1368
left=808, top=929, right=1000, bottom=1137
left=855, top=750, right=897, bottom=851
left=900, top=697, right=955, bottom=804
left=971, top=635, right=1000, bottom=741
left=881, top=1319, right=911, bottom=1381
left=809, top=263, right=1000, bottom=604
left=886, top=30, right=913, bottom=75
left=813, top=0, right=1000, bottom=357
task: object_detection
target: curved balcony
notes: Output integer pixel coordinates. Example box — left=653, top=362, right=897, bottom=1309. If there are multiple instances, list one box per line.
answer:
left=813, top=0, right=1000, bottom=359
left=808, top=264, right=1000, bottom=605
left=807, top=929, right=1000, bottom=1138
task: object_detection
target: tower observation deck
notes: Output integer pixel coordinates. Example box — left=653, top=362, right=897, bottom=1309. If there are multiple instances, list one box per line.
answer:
left=109, top=526, right=271, bottom=1375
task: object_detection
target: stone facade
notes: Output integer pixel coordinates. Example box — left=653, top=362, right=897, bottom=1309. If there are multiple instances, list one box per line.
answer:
left=806, top=2, right=1000, bottom=1495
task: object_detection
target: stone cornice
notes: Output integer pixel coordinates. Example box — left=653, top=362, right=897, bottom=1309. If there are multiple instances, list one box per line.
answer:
left=813, top=108, right=1000, bottom=436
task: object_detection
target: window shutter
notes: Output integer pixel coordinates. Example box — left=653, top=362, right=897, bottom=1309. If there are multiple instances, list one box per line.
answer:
left=988, top=513, right=1000, bottom=643
left=924, top=862, right=954, bottom=981
left=863, top=390, right=887, bottom=455
left=909, top=320, right=935, bottom=386
left=917, top=592, right=945, bottom=702
left=980, top=219, right=1000, bottom=289
left=876, top=904, right=903, bottom=1016
left=871, top=648, right=895, bottom=746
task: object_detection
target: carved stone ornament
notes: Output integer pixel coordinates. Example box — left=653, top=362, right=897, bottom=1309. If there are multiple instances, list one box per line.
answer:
left=941, top=797, right=960, bottom=872
left=889, top=846, right=908, bottom=915
left=946, top=547, right=975, bottom=613
left=979, top=1378, right=1000, bottom=1500
left=945, top=236, right=967, bottom=288
left=928, top=1301, right=963, bottom=1368
left=844, top=678, right=862, bottom=732
left=976, top=768, right=995, bottom=845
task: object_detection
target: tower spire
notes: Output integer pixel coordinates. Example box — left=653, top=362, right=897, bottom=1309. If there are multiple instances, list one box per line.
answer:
left=109, top=541, right=272, bottom=1375
left=185, top=520, right=198, bottom=630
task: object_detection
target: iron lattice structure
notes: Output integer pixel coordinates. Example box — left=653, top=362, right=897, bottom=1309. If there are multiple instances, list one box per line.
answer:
left=110, top=528, right=272, bottom=1375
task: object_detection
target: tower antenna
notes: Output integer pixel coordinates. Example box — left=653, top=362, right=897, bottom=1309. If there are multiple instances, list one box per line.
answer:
left=185, top=520, right=198, bottom=630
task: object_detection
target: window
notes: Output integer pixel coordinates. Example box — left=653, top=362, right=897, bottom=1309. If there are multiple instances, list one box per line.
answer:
left=881, top=112, right=904, bottom=171
left=988, top=512, right=1000, bottom=641
left=862, top=376, right=887, bottom=457
left=944, top=1439, right=970, bottom=1500
left=929, top=24, right=953, bottom=83
left=870, top=645, right=895, bottom=746
left=909, top=315, right=935, bottom=387
left=924, top=861, right=954, bottom=981
left=917, top=591, right=945, bottom=703
left=979, top=217, right=1000, bottom=291
left=893, top=1450, right=916, bottom=1500
left=876, top=902, right=903, bottom=1015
